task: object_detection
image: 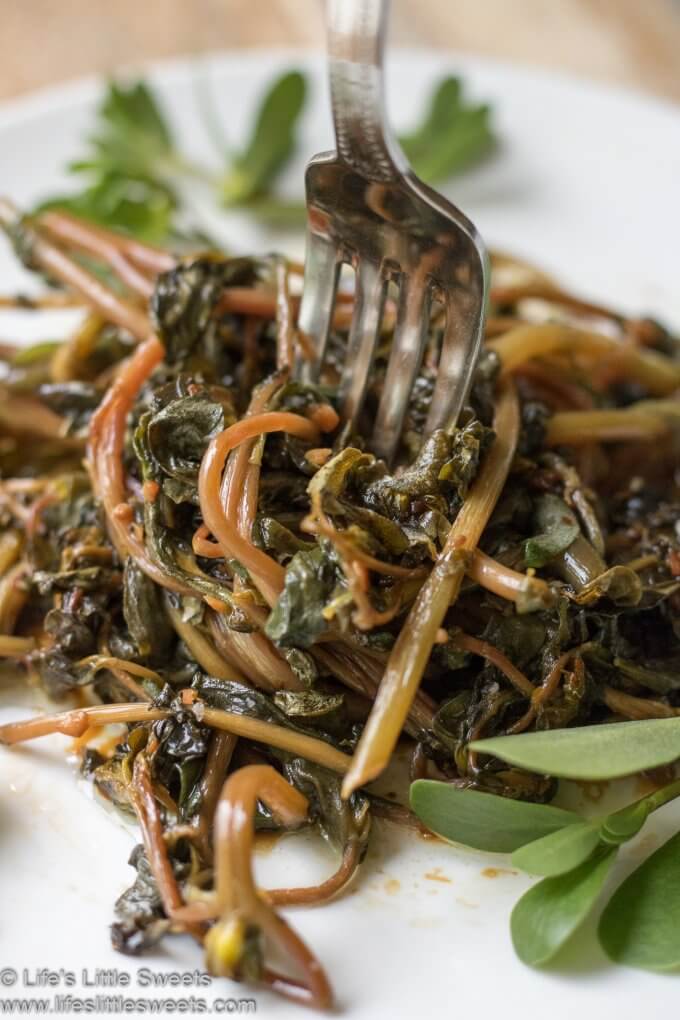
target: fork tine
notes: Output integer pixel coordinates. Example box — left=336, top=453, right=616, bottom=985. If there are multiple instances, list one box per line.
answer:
left=371, top=277, right=431, bottom=463
left=339, top=260, right=387, bottom=428
left=425, top=287, right=484, bottom=433
left=297, top=229, right=340, bottom=383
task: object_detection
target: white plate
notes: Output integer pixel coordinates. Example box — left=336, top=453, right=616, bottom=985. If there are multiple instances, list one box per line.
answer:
left=1, top=49, right=680, bottom=1020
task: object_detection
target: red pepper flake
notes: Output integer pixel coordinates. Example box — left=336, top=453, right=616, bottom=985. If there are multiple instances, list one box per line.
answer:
left=205, top=596, right=228, bottom=613
left=181, top=689, right=197, bottom=706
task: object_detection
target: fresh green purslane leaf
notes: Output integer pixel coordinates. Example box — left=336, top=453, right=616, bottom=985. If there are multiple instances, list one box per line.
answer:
left=409, top=780, right=578, bottom=853
left=511, top=847, right=617, bottom=966
left=38, top=172, right=176, bottom=244
left=470, top=718, right=680, bottom=780
left=399, top=77, right=462, bottom=161
left=398, top=76, right=496, bottom=183
left=511, top=821, right=601, bottom=877
left=38, top=69, right=497, bottom=242
left=598, top=798, right=650, bottom=846
left=412, top=773, right=680, bottom=972
left=73, top=79, right=177, bottom=181
left=220, top=70, right=307, bottom=206
left=512, top=777, right=680, bottom=875
left=599, top=831, right=680, bottom=970
left=11, top=341, right=61, bottom=365
left=38, top=79, right=182, bottom=242
left=239, top=196, right=308, bottom=228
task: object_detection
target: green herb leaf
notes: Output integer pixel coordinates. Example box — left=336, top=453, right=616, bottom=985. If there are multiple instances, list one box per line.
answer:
left=76, top=79, right=175, bottom=179
left=511, top=847, right=617, bottom=966
left=400, top=77, right=462, bottom=158
left=398, top=76, right=495, bottom=183
left=598, top=798, right=650, bottom=846
left=241, top=196, right=308, bottom=229
left=409, top=780, right=579, bottom=853
left=599, top=832, right=680, bottom=969
left=524, top=493, right=581, bottom=568
left=37, top=79, right=181, bottom=242
left=511, top=822, right=601, bottom=877
left=38, top=173, right=176, bottom=244
left=11, top=341, right=61, bottom=365
left=37, top=70, right=497, bottom=243
left=220, top=71, right=307, bottom=206
left=471, top=718, right=680, bottom=780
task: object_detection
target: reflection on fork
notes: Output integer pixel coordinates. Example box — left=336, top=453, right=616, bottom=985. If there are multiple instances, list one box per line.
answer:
left=296, top=0, right=488, bottom=464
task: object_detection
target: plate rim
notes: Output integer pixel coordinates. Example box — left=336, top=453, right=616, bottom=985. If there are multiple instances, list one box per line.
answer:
left=0, top=45, right=678, bottom=133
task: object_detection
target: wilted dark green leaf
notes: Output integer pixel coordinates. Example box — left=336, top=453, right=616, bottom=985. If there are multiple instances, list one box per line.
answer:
left=151, top=256, right=260, bottom=362
left=524, top=494, right=580, bottom=569
left=111, top=845, right=174, bottom=954
left=147, top=394, right=227, bottom=492
left=283, top=757, right=370, bottom=858
left=265, top=547, right=341, bottom=648
left=123, top=560, right=173, bottom=661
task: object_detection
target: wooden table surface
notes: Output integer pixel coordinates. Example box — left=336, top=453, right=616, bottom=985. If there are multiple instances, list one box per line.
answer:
left=1, top=0, right=679, bottom=104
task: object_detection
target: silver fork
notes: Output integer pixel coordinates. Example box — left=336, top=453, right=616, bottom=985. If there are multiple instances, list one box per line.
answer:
left=296, top=0, right=489, bottom=463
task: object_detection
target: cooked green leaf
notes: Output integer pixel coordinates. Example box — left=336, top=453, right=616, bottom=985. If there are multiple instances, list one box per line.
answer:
left=568, top=565, right=642, bottom=607
left=147, top=394, right=227, bottom=493
left=409, top=780, right=578, bottom=853
left=265, top=546, right=340, bottom=649
left=122, top=560, right=173, bottom=662
left=274, top=690, right=344, bottom=721
left=511, top=822, right=601, bottom=877
left=599, top=832, right=680, bottom=969
left=511, top=847, right=617, bottom=966
left=524, top=494, right=580, bottom=569
left=283, top=757, right=370, bottom=858
left=111, top=844, right=175, bottom=954
left=471, top=718, right=680, bottom=780
left=151, top=257, right=260, bottom=362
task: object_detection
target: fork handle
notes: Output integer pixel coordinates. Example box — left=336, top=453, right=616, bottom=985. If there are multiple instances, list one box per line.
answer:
left=327, top=0, right=402, bottom=183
